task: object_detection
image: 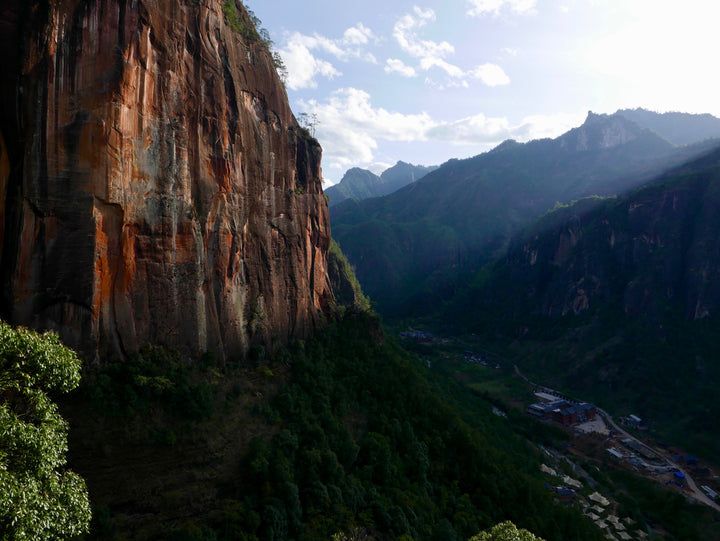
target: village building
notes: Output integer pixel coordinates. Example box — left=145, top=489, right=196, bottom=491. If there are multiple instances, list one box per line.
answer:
left=620, top=438, right=658, bottom=461
left=589, top=492, right=610, bottom=506
left=701, top=485, right=718, bottom=500
left=526, top=399, right=597, bottom=426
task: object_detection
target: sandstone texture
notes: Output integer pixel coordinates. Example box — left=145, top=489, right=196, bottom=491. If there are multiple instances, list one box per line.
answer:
left=0, top=0, right=332, bottom=362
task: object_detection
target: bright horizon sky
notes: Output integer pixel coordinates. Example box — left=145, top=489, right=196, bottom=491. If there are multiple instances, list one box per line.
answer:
left=249, top=0, right=720, bottom=185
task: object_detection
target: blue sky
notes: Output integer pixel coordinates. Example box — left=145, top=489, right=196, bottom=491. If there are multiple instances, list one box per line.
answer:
left=249, top=0, right=720, bottom=185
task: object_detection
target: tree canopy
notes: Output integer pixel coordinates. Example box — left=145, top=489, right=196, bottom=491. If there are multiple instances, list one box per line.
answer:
left=470, top=521, right=544, bottom=541
left=0, top=321, right=91, bottom=540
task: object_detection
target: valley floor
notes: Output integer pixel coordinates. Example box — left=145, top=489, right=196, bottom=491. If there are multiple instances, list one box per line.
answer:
left=397, top=326, right=720, bottom=540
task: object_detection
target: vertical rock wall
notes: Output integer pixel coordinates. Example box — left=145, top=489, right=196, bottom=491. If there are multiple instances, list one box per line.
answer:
left=0, top=0, right=332, bottom=362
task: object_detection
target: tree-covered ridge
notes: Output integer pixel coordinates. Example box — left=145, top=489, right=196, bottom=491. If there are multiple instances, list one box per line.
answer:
left=0, top=322, right=91, bottom=540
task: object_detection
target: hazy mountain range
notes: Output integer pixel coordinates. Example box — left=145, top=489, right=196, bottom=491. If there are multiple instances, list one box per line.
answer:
left=330, top=109, right=720, bottom=317
left=330, top=107, right=720, bottom=462
left=325, top=161, right=438, bottom=206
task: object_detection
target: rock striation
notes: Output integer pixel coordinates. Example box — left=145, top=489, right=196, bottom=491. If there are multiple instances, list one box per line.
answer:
left=0, top=0, right=332, bottom=362
left=491, top=147, right=720, bottom=321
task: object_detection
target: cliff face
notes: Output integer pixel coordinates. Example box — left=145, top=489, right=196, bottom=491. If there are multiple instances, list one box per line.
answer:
left=495, top=148, right=720, bottom=321
left=0, top=0, right=332, bottom=362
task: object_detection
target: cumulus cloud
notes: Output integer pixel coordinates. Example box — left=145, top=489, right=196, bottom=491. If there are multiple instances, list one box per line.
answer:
left=467, top=0, right=537, bottom=16
left=393, top=7, right=455, bottom=62
left=282, top=36, right=342, bottom=90
left=385, top=58, right=417, bottom=77
left=426, top=113, right=511, bottom=144
left=387, top=6, right=510, bottom=87
left=299, top=88, right=434, bottom=170
left=343, top=23, right=374, bottom=45
left=510, top=113, right=585, bottom=140
left=428, top=111, right=584, bottom=145
left=278, top=24, right=378, bottom=90
left=469, top=63, right=511, bottom=86
left=300, top=88, right=580, bottom=178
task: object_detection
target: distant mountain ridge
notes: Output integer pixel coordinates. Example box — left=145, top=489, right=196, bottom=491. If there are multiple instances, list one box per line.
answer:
left=616, top=107, right=720, bottom=145
left=331, top=109, right=720, bottom=316
left=325, top=161, right=437, bottom=206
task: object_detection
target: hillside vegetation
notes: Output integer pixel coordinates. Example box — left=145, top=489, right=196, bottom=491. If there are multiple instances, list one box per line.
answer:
left=442, top=146, right=720, bottom=459
left=65, top=310, right=602, bottom=540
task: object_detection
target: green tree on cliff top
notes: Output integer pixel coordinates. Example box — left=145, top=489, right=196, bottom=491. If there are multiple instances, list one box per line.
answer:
left=0, top=321, right=91, bottom=540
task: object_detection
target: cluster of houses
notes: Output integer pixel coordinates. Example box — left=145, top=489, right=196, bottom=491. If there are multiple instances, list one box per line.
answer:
left=540, top=463, right=645, bottom=540
left=584, top=491, right=647, bottom=540
left=526, top=397, right=597, bottom=426
left=541, top=463, right=582, bottom=502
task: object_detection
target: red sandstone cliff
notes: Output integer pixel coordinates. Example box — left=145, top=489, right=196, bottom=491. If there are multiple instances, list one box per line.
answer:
left=0, top=0, right=332, bottom=362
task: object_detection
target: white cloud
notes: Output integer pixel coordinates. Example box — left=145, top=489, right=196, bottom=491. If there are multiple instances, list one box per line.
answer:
left=300, top=88, right=581, bottom=178
left=427, top=113, right=512, bottom=144
left=282, top=34, right=342, bottom=90
left=389, top=6, right=510, bottom=87
left=469, top=63, right=510, bottom=86
left=299, top=88, right=434, bottom=171
left=432, top=111, right=584, bottom=144
left=467, top=0, right=537, bottom=16
left=343, top=23, right=374, bottom=45
left=419, top=57, right=465, bottom=78
left=510, top=112, right=586, bottom=140
left=278, top=24, right=378, bottom=90
left=393, top=7, right=455, bottom=61
left=385, top=58, right=417, bottom=77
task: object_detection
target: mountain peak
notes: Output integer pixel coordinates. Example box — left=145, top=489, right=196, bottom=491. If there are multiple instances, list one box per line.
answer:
left=560, top=111, right=660, bottom=152
left=615, top=108, right=720, bottom=146
left=584, top=110, right=605, bottom=123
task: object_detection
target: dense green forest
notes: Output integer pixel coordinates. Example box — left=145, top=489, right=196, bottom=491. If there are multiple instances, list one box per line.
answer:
left=67, top=310, right=603, bottom=540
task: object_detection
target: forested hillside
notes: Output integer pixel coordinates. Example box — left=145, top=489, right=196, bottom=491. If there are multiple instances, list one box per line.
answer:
left=65, top=310, right=603, bottom=540
left=442, top=146, right=720, bottom=459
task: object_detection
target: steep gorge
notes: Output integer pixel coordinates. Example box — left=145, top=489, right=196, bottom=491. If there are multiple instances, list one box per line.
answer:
left=0, top=0, right=332, bottom=363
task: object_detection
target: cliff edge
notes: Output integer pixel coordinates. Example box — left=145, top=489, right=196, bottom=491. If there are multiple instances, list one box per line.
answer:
left=0, top=0, right=332, bottom=362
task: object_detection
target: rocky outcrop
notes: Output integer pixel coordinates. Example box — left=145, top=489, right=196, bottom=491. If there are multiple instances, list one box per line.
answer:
left=501, top=148, right=720, bottom=321
left=0, top=0, right=332, bottom=362
left=558, top=111, right=672, bottom=152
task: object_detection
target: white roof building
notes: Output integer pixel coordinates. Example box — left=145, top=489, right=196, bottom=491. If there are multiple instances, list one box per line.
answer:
left=589, top=491, right=611, bottom=506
